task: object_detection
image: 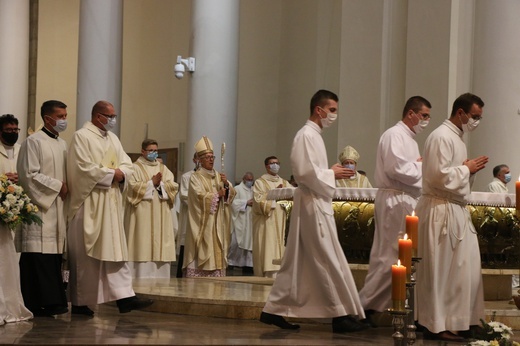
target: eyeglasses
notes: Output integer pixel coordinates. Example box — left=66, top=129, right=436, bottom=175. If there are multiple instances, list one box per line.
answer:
left=468, top=114, right=482, bottom=121
left=98, top=112, right=117, bottom=119
left=202, top=155, right=216, bottom=160
left=416, top=112, right=431, bottom=120
left=2, top=128, right=20, bottom=134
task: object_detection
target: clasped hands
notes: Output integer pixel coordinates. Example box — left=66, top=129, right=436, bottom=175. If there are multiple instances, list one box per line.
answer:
left=464, top=156, right=488, bottom=174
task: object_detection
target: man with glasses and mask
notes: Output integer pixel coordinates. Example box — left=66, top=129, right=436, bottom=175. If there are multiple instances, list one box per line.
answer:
left=183, top=136, right=236, bottom=277
left=260, top=90, right=366, bottom=333
left=416, top=93, right=488, bottom=342
left=0, top=114, right=21, bottom=183
left=67, top=100, right=152, bottom=316
left=16, top=100, right=69, bottom=317
left=252, top=156, right=292, bottom=277
left=124, top=139, right=179, bottom=279
left=358, top=96, right=431, bottom=326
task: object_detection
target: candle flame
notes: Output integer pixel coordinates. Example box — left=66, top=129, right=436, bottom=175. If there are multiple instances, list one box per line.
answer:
left=403, top=233, right=408, bottom=240
left=412, top=210, right=415, bottom=217
left=397, top=259, right=401, bottom=266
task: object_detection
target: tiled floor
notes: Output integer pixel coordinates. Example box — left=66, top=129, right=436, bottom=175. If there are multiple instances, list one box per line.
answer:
left=1, top=266, right=519, bottom=345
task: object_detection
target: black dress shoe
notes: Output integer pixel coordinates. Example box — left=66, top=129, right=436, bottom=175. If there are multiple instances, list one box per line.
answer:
left=116, top=296, right=154, bottom=313
left=360, top=309, right=378, bottom=328
left=332, top=315, right=367, bottom=333
left=259, top=312, right=300, bottom=330
left=39, top=305, right=68, bottom=316
left=423, top=329, right=465, bottom=342
left=71, top=305, right=94, bottom=316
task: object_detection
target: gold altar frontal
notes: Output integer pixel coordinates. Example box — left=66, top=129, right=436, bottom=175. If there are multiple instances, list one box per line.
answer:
left=269, top=187, right=520, bottom=269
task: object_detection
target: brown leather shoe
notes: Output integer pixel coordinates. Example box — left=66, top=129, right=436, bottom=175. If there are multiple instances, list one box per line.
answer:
left=423, top=329, right=465, bottom=342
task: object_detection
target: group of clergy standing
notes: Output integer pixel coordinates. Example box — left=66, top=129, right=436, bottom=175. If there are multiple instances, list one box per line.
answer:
left=0, top=100, right=158, bottom=325
left=0, top=90, right=498, bottom=342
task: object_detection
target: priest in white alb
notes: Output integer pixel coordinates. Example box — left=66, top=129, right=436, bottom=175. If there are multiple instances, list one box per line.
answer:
left=0, top=114, right=20, bottom=183
left=416, top=93, right=488, bottom=342
left=124, top=139, right=178, bottom=279
left=175, top=152, right=199, bottom=278
left=252, top=156, right=292, bottom=277
left=183, top=136, right=236, bottom=277
left=67, top=101, right=152, bottom=316
left=228, top=171, right=254, bottom=272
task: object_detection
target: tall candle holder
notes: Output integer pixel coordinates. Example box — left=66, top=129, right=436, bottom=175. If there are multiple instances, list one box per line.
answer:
left=405, top=282, right=416, bottom=345
left=405, top=257, right=421, bottom=346
left=387, top=308, right=409, bottom=346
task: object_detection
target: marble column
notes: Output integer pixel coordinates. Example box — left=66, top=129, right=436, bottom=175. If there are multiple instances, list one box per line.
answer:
left=76, top=0, right=123, bottom=135
left=0, top=0, right=29, bottom=139
left=470, top=0, right=520, bottom=192
left=185, top=0, right=239, bottom=183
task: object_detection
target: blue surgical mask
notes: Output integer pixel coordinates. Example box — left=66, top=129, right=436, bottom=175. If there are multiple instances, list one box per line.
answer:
left=504, top=173, right=511, bottom=183
left=146, top=151, right=158, bottom=162
left=245, top=180, right=253, bottom=188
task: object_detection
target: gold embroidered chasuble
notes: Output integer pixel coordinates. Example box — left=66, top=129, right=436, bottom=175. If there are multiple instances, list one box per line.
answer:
left=183, top=168, right=236, bottom=273
left=124, top=156, right=179, bottom=261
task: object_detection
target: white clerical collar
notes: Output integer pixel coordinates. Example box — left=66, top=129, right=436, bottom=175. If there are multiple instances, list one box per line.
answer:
left=306, top=120, right=321, bottom=133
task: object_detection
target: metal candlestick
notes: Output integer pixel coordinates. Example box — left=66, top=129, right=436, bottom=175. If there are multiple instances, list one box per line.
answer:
left=387, top=308, right=409, bottom=346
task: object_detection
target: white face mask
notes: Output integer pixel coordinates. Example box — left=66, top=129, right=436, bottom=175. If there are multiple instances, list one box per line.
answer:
left=319, top=107, right=337, bottom=128
left=47, top=116, right=67, bottom=133
left=412, top=113, right=429, bottom=134
left=461, top=112, right=480, bottom=133
left=101, top=115, right=117, bottom=131
left=245, top=180, right=254, bottom=189
left=269, top=163, right=280, bottom=174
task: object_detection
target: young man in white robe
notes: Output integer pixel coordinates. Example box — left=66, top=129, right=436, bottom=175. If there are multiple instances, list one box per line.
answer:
left=175, top=153, right=199, bottom=278
left=124, top=139, right=179, bottom=279
left=228, top=172, right=254, bottom=273
left=183, top=136, right=236, bottom=277
left=16, top=101, right=69, bottom=316
left=358, top=96, right=431, bottom=324
left=336, top=145, right=372, bottom=188
left=416, top=93, right=488, bottom=342
left=252, top=157, right=292, bottom=277
left=260, top=89, right=366, bottom=333
left=67, top=101, right=153, bottom=316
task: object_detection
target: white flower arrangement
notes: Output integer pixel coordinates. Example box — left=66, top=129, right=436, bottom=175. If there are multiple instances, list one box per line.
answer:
left=0, top=174, right=42, bottom=229
left=469, top=318, right=519, bottom=346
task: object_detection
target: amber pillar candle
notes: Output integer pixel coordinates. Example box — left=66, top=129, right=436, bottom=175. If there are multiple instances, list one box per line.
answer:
left=398, top=234, right=412, bottom=282
left=391, top=260, right=406, bottom=311
left=406, top=212, right=419, bottom=257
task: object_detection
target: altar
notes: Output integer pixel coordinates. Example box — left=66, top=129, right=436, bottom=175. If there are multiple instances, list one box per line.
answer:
left=268, top=187, right=520, bottom=269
